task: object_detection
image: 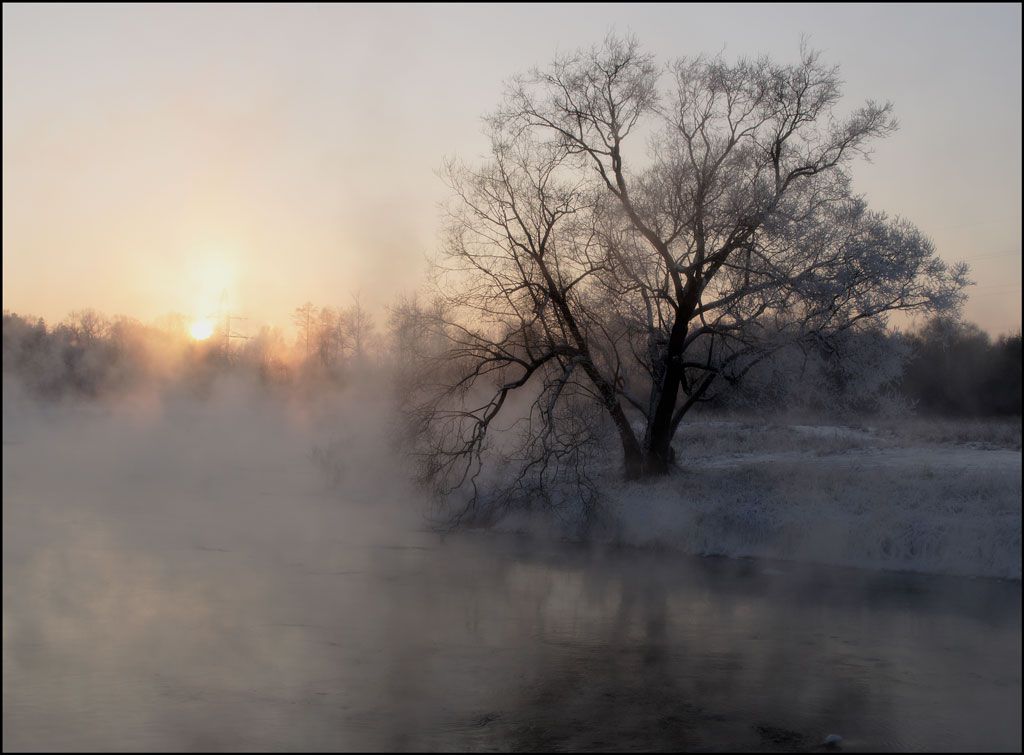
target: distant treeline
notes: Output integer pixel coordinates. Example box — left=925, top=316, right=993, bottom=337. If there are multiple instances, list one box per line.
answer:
left=900, top=318, right=1021, bottom=417
left=3, top=308, right=1020, bottom=418
left=707, top=317, right=1021, bottom=418
left=1, top=304, right=380, bottom=400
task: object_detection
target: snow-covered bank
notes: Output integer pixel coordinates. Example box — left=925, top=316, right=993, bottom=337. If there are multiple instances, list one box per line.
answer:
left=596, top=421, right=1022, bottom=581
left=5, top=374, right=1019, bottom=581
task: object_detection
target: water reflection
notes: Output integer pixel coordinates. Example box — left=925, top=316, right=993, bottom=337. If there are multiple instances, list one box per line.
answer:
left=3, top=402, right=1021, bottom=753
left=5, top=509, right=1018, bottom=752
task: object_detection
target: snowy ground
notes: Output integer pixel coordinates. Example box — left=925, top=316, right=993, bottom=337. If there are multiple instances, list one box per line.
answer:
left=4, top=374, right=1020, bottom=582
left=591, top=418, right=1022, bottom=580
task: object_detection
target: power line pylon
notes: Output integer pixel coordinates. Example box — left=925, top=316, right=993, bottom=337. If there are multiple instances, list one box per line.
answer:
left=213, top=289, right=250, bottom=363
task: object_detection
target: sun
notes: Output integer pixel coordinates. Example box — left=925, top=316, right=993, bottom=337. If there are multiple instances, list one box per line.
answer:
left=190, top=320, right=214, bottom=341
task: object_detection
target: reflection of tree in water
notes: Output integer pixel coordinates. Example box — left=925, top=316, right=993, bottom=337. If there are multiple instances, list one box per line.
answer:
left=456, top=547, right=888, bottom=752
left=503, top=570, right=705, bottom=752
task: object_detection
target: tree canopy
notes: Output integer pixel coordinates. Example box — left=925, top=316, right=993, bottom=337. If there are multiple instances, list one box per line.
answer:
left=408, top=36, right=969, bottom=519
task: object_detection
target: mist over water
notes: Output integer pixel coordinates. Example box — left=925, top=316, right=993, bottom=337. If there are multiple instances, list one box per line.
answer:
left=3, top=376, right=1021, bottom=751
left=4, top=6, right=1021, bottom=749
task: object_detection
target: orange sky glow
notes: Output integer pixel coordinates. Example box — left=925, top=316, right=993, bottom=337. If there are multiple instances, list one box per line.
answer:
left=3, top=4, right=1020, bottom=338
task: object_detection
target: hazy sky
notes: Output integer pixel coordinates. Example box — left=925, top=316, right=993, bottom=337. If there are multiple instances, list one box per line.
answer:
left=3, top=3, right=1021, bottom=336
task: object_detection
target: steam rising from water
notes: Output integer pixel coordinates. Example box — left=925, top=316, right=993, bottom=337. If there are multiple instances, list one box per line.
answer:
left=3, top=375, right=1020, bottom=751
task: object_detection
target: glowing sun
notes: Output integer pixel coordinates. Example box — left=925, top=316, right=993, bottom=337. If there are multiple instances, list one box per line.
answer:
left=190, top=320, right=214, bottom=341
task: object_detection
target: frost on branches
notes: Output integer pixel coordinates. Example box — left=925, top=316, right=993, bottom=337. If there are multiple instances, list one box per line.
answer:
left=404, top=36, right=969, bottom=523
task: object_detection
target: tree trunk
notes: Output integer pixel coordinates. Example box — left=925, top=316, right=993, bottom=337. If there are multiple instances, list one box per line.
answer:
left=640, top=318, right=689, bottom=476
left=579, top=358, right=644, bottom=480
left=622, top=441, right=644, bottom=480
left=609, top=402, right=643, bottom=480
left=642, top=370, right=680, bottom=476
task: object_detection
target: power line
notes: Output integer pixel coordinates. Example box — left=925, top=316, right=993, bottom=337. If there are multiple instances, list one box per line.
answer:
left=209, top=289, right=250, bottom=363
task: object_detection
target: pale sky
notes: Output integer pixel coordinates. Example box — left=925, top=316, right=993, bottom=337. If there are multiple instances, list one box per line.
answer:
left=3, top=3, right=1021, bottom=337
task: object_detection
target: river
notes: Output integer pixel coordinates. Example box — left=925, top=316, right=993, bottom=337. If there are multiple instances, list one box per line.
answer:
left=3, top=515, right=1020, bottom=751
left=3, top=393, right=1020, bottom=751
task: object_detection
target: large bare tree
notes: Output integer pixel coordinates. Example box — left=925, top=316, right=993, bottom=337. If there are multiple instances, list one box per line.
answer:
left=409, top=36, right=968, bottom=519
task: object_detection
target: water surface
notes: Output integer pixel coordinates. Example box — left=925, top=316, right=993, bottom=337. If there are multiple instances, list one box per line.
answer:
left=3, top=397, right=1020, bottom=751
left=4, top=513, right=1020, bottom=751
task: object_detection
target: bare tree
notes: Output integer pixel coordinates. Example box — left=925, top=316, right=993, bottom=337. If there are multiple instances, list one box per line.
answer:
left=413, top=36, right=969, bottom=516
left=343, top=294, right=376, bottom=363
left=314, top=306, right=344, bottom=368
left=61, top=308, right=109, bottom=346
left=243, top=324, right=291, bottom=383
left=292, top=301, right=317, bottom=361
left=388, top=293, right=435, bottom=379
